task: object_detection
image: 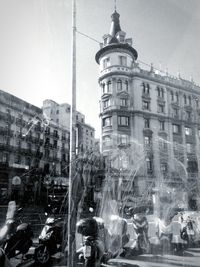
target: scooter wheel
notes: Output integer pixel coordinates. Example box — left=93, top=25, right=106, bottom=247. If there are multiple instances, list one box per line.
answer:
left=35, top=245, right=50, bottom=265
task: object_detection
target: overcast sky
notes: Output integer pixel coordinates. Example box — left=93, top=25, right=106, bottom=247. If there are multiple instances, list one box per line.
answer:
left=0, top=0, right=200, bottom=138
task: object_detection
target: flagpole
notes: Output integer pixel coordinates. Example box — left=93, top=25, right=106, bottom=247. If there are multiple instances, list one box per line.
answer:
left=68, top=0, right=76, bottom=265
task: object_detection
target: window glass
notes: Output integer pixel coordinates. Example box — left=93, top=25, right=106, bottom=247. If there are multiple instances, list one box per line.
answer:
left=103, top=117, right=112, bottom=127
left=117, top=80, right=122, bottom=91
left=103, top=57, right=110, bottom=68
left=118, top=116, right=129, bottom=126
left=143, top=101, right=150, bottom=110
left=119, top=56, right=127, bottom=66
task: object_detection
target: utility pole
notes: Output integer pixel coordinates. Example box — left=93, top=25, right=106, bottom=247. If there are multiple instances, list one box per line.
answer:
left=68, top=0, right=76, bottom=266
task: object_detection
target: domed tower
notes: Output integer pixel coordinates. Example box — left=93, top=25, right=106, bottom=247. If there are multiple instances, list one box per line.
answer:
left=95, top=9, right=138, bottom=156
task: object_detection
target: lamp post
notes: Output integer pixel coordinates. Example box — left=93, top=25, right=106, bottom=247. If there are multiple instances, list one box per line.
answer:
left=67, top=0, right=77, bottom=266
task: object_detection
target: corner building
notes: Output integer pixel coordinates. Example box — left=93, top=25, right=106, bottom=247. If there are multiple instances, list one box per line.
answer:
left=95, top=10, right=200, bottom=212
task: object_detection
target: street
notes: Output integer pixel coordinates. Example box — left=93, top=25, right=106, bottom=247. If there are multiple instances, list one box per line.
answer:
left=9, top=247, right=200, bottom=267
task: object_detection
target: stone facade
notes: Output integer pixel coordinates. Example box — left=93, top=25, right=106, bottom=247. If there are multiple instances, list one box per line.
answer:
left=42, top=99, right=96, bottom=154
left=95, top=10, right=200, bottom=212
left=0, top=90, right=69, bottom=196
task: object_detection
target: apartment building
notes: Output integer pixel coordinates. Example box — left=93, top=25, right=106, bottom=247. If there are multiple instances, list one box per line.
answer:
left=42, top=99, right=96, bottom=154
left=95, top=10, right=200, bottom=211
left=0, top=90, right=69, bottom=195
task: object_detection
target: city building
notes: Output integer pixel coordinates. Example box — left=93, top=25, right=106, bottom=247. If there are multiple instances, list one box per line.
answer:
left=42, top=99, right=96, bottom=154
left=0, top=89, right=69, bottom=197
left=95, top=9, right=200, bottom=212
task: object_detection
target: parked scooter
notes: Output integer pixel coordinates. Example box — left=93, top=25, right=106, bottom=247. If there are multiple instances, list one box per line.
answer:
left=77, top=217, right=104, bottom=267
left=180, top=216, right=196, bottom=247
left=131, top=213, right=150, bottom=254
left=0, top=201, right=33, bottom=260
left=34, top=216, right=64, bottom=265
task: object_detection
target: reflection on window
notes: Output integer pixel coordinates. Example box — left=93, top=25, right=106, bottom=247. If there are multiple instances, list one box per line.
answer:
left=118, top=116, right=129, bottom=126
left=103, top=57, right=110, bottom=68
left=118, top=134, right=129, bottom=145
left=102, top=117, right=112, bottom=127
left=143, top=100, right=150, bottom=110
left=120, top=98, right=128, bottom=107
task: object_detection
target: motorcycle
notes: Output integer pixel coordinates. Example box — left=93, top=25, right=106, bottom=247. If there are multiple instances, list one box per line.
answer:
left=0, top=201, right=33, bottom=260
left=76, top=217, right=104, bottom=267
left=34, top=216, right=64, bottom=265
left=131, top=213, right=150, bottom=254
left=180, top=216, right=196, bottom=247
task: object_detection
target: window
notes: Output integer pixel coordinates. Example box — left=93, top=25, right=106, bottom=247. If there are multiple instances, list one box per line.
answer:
left=171, top=92, right=174, bottom=101
left=14, top=154, right=21, bottom=164
left=102, top=83, right=105, bottom=94
left=146, top=157, right=153, bottom=173
left=56, top=110, right=59, bottom=114
left=120, top=98, right=128, bottom=107
left=173, top=107, right=179, bottom=117
left=143, top=101, right=150, bottom=110
left=118, top=134, right=129, bottom=145
left=195, top=98, right=199, bottom=108
left=2, top=153, right=9, bottom=163
left=103, top=117, right=112, bottom=127
left=125, top=80, right=129, bottom=91
left=161, top=163, right=168, bottom=173
left=103, top=57, right=110, bottom=68
left=53, top=140, right=57, bottom=148
left=186, top=143, right=192, bottom=153
left=159, top=139, right=167, bottom=150
left=175, top=93, right=179, bottom=103
left=144, top=136, right=151, bottom=146
left=107, top=81, right=111, bottom=92
left=117, top=79, right=122, bottom=91
left=185, top=127, right=192, bottom=136
left=119, top=56, right=127, bottom=66
left=146, top=84, right=150, bottom=94
left=157, top=87, right=161, bottom=97
left=157, top=87, right=164, bottom=98
left=188, top=96, right=192, bottom=106
left=118, top=116, right=129, bottom=126
left=158, top=104, right=165, bottom=113
left=142, top=83, right=150, bottom=94
left=186, top=111, right=191, bottom=120
left=103, top=99, right=111, bottom=109
left=184, top=95, right=187, bottom=105
left=103, top=136, right=111, bottom=146
left=144, top=118, right=150, bottom=128
left=173, top=124, right=180, bottom=134
left=159, top=121, right=165, bottom=131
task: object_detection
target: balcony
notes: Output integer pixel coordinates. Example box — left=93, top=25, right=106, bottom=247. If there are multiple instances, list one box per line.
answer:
left=100, top=65, right=132, bottom=79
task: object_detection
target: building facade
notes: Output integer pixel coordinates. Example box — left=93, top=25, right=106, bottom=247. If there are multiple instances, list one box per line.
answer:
left=95, top=10, right=200, bottom=212
left=42, top=99, right=96, bottom=154
left=0, top=90, right=69, bottom=197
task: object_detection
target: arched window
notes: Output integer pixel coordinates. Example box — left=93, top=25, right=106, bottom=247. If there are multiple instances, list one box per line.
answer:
left=117, top=79, right=122, bottom=91
left=125, top=80, right=129, bottom=91
left=107, top=81, right=111, bottom=92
